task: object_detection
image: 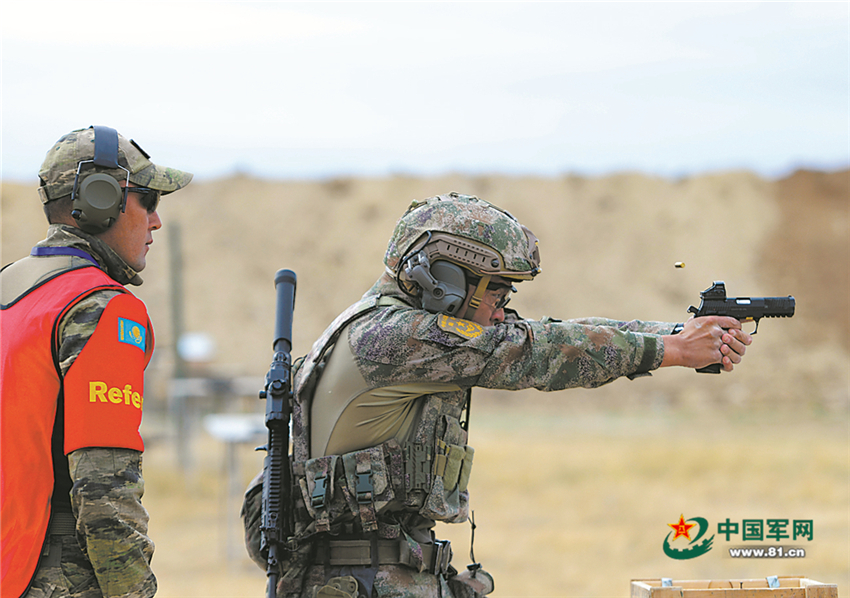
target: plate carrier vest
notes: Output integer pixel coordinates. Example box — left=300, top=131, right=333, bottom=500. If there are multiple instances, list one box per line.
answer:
left=289, top=295, right=476, bottom=544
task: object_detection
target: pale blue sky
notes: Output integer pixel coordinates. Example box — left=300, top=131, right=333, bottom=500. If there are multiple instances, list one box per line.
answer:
left=2, top=1, right=847, bottom=182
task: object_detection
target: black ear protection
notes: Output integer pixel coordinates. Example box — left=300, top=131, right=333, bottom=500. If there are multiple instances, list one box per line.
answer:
left=404, top=251, right=468, bottom=315
left=70, top=126, right=130, bottom=234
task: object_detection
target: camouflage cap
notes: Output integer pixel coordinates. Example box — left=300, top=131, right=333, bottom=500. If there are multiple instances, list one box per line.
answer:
left=384, top=192, right=541, bottom=281
left=37, top=126, right=193, bottom=204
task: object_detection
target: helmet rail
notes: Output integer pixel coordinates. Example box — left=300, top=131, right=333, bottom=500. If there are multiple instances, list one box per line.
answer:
left=385, top=192, right=542, bottom=317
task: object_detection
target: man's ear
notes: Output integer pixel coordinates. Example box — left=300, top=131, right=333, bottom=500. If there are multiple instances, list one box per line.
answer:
left=42, top=196, right=77, bottom=226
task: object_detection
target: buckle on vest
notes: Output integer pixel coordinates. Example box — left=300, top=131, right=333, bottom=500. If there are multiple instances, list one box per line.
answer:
left=356, top=471, right=373, bottom=504
left=312, top=475, right=328, bottom=509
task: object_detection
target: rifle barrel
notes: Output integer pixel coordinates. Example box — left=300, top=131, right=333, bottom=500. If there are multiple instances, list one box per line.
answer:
left=262, top=268, right=297, bottom=598
left=273, top=269, right=297, bottom=354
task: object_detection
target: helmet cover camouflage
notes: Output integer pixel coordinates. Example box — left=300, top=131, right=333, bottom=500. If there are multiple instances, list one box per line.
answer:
left=37, top=126, right=193, bottom=203
left=384, top=192, right=541, bottom=282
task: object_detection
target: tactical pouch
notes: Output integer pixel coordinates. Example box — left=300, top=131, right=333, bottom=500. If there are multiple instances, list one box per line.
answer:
left=341, top=445, right=395, bottom=533
left=439, top=444, right=475, bottom=493
left=299, top=441, right=412, bottom=536
left=449, top=566, right=495, bottom=597
left=420, top=416, right=470, bottom=523
left=458, top=446, right=474, bottom=493
left=438, top=442, right=467, bottom=492
left=300, top=456, right=343, bottom=533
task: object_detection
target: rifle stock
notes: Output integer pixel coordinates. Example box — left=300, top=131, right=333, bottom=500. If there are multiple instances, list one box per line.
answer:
left=259, top=269, right=297, bottom=598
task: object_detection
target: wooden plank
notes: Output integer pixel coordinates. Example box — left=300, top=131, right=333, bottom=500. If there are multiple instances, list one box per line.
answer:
left=678, top=590, right=801, bottom=598
left=630, top=581, right=681, bottom=598
left=630, top=578, right=836, bottom=598
left=799, top=579, right=838, bottom=598
left=707, top=580, right=735, bottom=589
left=740, top=580, right=769, bottom=589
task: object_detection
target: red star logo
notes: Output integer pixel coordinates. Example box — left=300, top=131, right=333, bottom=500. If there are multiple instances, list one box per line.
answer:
left=668, top=514, right=696, bottom=541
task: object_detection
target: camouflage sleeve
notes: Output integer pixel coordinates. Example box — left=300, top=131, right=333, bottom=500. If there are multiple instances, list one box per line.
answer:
left=349, top=306, right=668, bottom=392
left=59, top=292, right=156, bottom=597
left=68, top=448, right=156, bottom=598
left=240, top=470, right=268, bottom=570
left=56, top=289, right=124, bottom=376
left=558, top=316, right=678, bottom=336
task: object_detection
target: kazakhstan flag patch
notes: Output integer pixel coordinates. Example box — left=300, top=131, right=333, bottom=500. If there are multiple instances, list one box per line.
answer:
left=118, top=318, right=146, bottom=351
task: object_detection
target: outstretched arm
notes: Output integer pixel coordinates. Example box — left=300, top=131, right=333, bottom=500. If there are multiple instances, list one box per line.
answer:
left=660, top=316, right=752, bottom=371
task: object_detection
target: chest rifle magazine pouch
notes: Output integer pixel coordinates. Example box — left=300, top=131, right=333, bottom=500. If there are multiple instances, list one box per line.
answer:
left=341, top=445, right=396, bottom=533
left=420, top=416, right=471, bottom=523
left=299, top=455, right=342, bottom=534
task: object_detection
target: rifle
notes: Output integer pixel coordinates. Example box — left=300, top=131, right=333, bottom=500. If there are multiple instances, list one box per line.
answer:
left=688, top=281, right=794, bottom=374
left=258, top=269, right=297, bottom=598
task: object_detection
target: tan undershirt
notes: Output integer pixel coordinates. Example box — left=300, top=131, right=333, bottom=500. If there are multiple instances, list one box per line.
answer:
left=310, top=326, right=461, bottom=458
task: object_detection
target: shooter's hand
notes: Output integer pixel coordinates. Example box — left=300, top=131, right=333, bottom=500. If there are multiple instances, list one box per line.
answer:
left=661, top=316, right=752, bottom=371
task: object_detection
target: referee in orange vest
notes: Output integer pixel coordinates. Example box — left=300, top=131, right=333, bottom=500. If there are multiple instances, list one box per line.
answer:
left=1, top=126, right=192, bottom=598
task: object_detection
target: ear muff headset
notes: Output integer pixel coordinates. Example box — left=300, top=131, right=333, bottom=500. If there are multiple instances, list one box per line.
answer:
left=71, top=126, right=130, bottom=234
left=404, top=251, right=468, bottom=315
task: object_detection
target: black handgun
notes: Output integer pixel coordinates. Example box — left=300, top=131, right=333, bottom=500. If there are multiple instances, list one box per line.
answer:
left=688, top=281, right=795, bottom=373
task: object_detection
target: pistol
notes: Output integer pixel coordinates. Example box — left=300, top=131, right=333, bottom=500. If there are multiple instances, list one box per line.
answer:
left=688, top=281, right=795, bottom=373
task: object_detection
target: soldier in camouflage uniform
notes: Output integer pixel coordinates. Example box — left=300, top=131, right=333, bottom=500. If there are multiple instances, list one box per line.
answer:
left=0, top=126, right=192, bottom=598
left=242, top=193, right=751, bottom=598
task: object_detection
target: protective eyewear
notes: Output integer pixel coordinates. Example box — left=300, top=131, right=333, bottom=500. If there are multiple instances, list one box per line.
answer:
left=493, top=294, right=511, bottom=310
left=484, top=290, right=512, bottom=310
left=486, top=283, right=518, bottom=310
left=127, top=186, right=161, bottom=213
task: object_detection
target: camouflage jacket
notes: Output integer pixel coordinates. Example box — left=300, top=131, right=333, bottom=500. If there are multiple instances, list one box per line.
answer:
left=350, top=274, right=670, bottom=393
left=243, top=273, right=675, bottom=594
left=26, top=225, right=155, bottom=598
left=291, top=273, right=671, bottom=534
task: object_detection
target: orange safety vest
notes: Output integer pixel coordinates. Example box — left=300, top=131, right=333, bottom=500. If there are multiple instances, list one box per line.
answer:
left=0, top=263, right=154, bottom=597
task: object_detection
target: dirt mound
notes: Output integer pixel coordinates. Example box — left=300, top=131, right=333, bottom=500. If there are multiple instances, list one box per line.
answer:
left=763, top=170, right=849, bottom=349
left=2, top=169, right=847, bottom=411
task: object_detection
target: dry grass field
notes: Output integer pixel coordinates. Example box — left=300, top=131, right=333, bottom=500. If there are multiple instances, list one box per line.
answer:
left=2, top=169, right=848, bottom=596
left=137, top=405, right=848, bottom=598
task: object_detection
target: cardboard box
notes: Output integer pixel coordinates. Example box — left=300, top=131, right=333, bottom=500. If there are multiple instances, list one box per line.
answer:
left=631, top=577, right=837, bottom=598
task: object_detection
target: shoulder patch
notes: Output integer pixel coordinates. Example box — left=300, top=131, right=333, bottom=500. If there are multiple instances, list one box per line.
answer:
left=437, top=314, right=483, bottom=339
left=118, top=317, right=146, bottom=351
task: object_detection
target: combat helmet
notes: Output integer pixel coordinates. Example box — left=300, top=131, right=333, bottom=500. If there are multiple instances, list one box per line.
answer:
left=384, top=192, right=541, bottom=316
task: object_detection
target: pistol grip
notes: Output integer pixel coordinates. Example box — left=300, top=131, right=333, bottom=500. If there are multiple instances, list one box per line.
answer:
left=696, top=364, right=722, bottom=374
